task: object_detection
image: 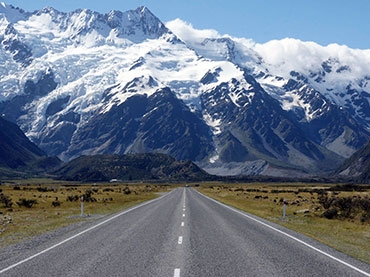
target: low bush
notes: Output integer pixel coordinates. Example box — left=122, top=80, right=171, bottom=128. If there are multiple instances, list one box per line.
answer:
left=0, top=193, right=13, bottom=208
left=17, top=198, right=37, bottom=208
left=52, top=200, right=61, bottom=207
left=66, top=190, right=97, bottom=202
left=66, top=195, right=80, bottom=202
left=52, top=197, right=61, bottom=207
left=123, top=186, right=131, bottom=195
left=319, top=195, right=370, bottom=222
left=82, top=190, right=97, bottom=202
left=37, top=187, right=53, bottom=192
left=322, top=208, right=338, bottom=219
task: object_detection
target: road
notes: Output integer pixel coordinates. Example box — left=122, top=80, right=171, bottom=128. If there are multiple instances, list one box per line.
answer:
left=0, top=187, right=369, bottom=276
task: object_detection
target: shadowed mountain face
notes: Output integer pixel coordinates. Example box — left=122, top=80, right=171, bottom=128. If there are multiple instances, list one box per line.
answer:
left=336, top=140, right=370, bottom=183
left=66, top=88, right=214, bottom=162
left=1, top=4, right=370, bottom=176
left=0, top=117, right=45, bottom=169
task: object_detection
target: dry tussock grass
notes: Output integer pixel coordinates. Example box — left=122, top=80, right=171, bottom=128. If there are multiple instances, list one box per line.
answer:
left=0, top=180, right=169, bottom=248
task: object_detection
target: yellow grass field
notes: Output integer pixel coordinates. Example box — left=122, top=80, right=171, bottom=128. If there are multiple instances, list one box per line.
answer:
left=1, top=180, right=369, bottom=264
left=0, top=180, right=171, bottom=248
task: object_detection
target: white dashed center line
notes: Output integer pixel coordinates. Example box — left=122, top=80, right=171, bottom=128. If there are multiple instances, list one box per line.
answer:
left=174, top=189, right=187, bottom=277
left=174, top=268, right=181, bottom=277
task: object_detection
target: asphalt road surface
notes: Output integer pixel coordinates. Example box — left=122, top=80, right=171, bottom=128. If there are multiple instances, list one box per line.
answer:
left=0, top=188, right=369, bottom=276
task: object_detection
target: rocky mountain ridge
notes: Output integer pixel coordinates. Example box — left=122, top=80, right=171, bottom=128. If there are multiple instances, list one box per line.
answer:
left=1, top=3, right=370, bottom=176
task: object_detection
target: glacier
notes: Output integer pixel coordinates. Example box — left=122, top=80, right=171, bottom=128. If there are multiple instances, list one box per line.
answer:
left=1, top=3, right=370, bottom=176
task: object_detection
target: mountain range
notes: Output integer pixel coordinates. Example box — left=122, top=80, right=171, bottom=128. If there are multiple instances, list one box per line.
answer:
left=0, top=115, right=210, bottom=181
left=1, top=3, right=370, bottom=177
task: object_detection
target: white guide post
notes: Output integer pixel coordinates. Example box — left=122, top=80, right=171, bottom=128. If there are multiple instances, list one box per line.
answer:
left=282, top=199, right=287, bottom=220
left=81, top=196, right=84, bottom=217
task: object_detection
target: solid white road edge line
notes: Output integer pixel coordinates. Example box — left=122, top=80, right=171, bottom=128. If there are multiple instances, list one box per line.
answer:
left=196, top=189, right=370, bottom=277
left=0, top=191, right=173, bottom=274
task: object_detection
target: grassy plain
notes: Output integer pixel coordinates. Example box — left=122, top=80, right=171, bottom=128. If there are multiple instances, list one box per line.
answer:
left=1, top=180, right=369, bottom=265
left=197, top=182, right=370, bottom=264
left=0, top=179, right=171, bottom=248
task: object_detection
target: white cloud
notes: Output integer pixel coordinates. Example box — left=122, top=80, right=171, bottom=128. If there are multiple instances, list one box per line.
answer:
left=166, top=18, right=220, bottom=45
left=254, top=38, right=370, bottom=78
left=166, top=19, right=370, bottom=81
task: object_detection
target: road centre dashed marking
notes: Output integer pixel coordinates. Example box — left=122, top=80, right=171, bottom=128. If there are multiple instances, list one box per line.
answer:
left=173, top=189, right=186, bottom=276
left=174, top=268, right=181, bottom=277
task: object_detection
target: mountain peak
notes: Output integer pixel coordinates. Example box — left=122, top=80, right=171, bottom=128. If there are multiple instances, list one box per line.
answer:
left=116, top=6, right=169, bottom=42
left=1, top=4, right=370, bottom=177
left=65, top=5, right=170, bottom=43
left=136, top=5, right=150, bottom=14
left=0, top=4, right=171, bottom=45
left=0, top=2, right=29, bottom=23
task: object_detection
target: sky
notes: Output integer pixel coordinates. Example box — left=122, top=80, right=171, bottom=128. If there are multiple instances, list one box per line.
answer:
left=4, top=0, right=370, bottom=49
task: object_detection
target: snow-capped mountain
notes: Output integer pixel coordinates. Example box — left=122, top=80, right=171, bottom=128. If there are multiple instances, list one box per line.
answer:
left=1, top=3, right=370, bottom=176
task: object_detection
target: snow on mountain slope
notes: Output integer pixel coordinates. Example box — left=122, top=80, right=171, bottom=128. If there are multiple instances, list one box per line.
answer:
left=0, top=5, right=246, bottom=139
left=255, top=39, right=370, bottom=113
left=169, top=20, right=370, bottom=126
left=1, top=4, right=370, bottom=176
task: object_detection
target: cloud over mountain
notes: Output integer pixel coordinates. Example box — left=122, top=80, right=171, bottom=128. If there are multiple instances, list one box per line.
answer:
left=1, top=4, right=370, bottom=177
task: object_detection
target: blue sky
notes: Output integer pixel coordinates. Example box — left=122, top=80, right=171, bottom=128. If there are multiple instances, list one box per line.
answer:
left=5, top=0, right=370, bottom=49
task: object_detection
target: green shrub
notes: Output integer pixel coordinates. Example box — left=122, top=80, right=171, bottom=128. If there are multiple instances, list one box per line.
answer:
left=319, top=195, right=370, bottom=222
left=37, top=187, right=53, bottom=192
left=0, top=193, right=13, bottom=208
left=123, top=186, right=131, bottom=195
left=52, top=197, right=61, bottom=207
left=17, top=198, right=37, bottom=208
left=66, top=195, right=80, bottom=202
left=82, top=190, right=97, bottom=202
left=52, top=200, right=61, bottom=207
left=322, top=208, right=338, bottom=219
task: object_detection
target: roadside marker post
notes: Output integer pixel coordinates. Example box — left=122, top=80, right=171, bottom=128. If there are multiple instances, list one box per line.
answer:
left=282, top=199, right=287, bottom=220
left=81, top=196, right=84, bottom=217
